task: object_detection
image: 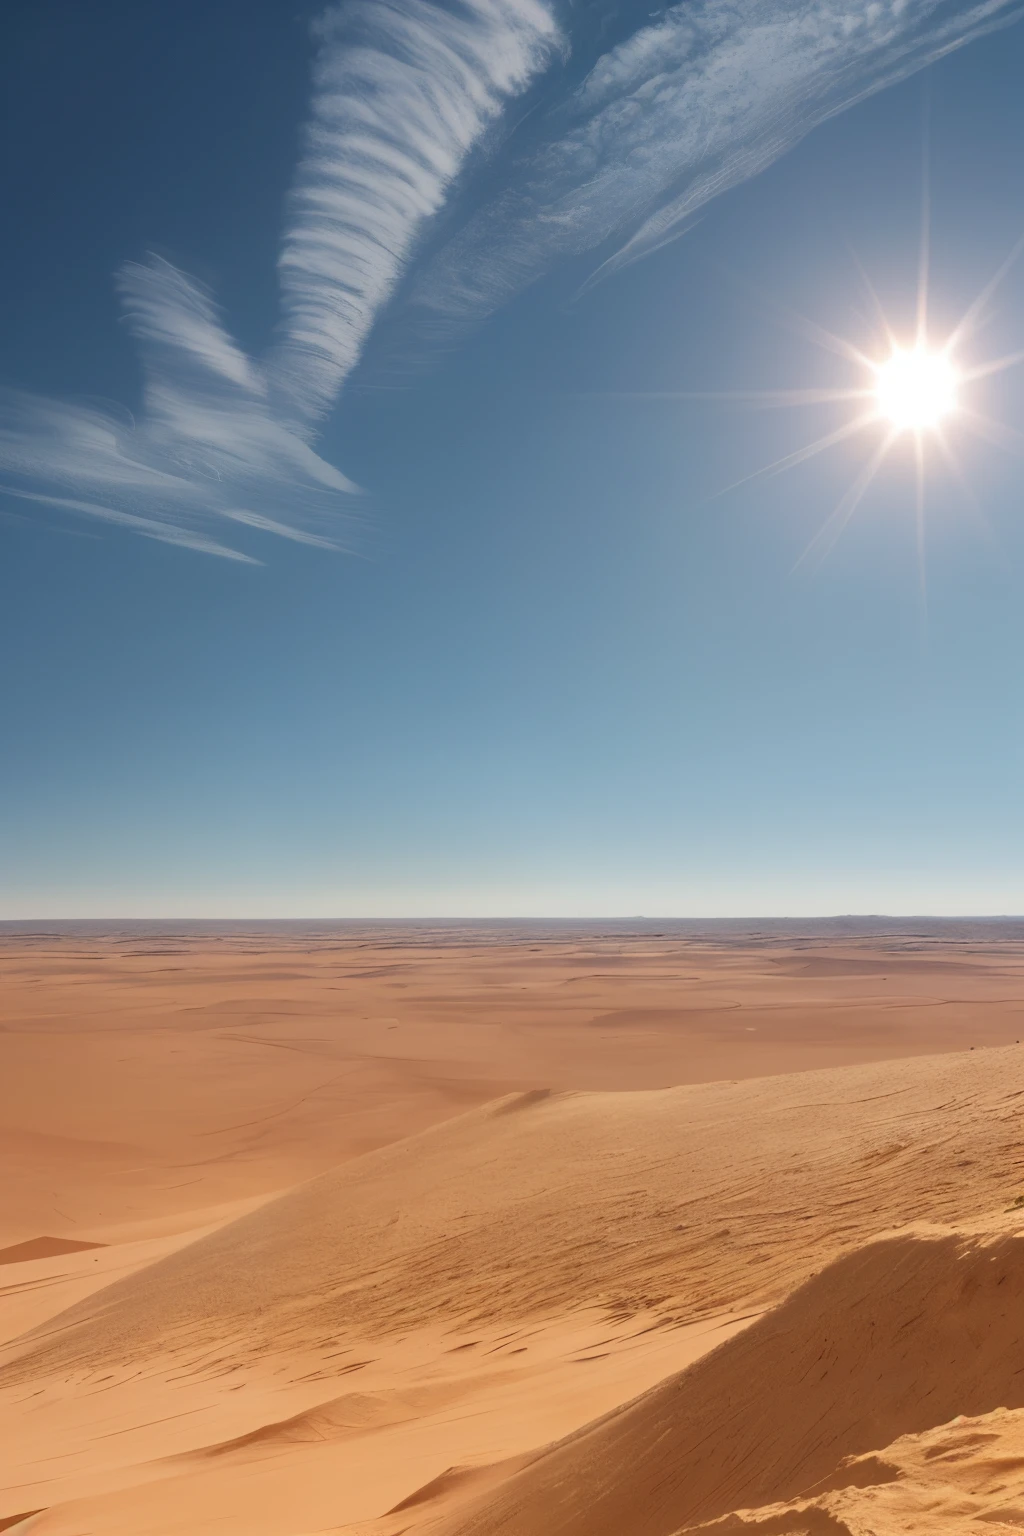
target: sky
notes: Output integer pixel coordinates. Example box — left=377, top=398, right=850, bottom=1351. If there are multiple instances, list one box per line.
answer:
left=3, top=0, right=1024, bottom=918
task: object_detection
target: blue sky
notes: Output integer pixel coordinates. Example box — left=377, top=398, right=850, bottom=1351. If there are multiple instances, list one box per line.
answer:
left=3, top=0, right=1024, bottom=917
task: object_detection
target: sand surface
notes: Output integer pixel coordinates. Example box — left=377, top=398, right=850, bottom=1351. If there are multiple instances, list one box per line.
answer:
left=3, top=920, right=1024, bottom=1535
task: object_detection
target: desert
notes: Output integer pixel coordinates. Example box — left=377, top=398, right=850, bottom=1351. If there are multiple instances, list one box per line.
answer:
left=3, top=919, right=1024, bottom=1535
left=6, top=0, right=1024, bottom=1528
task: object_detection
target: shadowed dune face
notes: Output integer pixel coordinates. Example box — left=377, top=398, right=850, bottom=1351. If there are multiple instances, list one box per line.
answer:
left=433, top=1227, right=1024, bottom=1536
left=0, top=1238, right=105, bottom=1267
left=676, top=1406, right=1024, bottom=1533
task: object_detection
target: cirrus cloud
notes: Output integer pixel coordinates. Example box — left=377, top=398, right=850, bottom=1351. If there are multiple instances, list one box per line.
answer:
left=1, top=0, right=1020, bottom=558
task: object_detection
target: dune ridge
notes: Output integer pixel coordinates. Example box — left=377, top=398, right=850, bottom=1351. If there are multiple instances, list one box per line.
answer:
left=6, top=1046, right=1024, bottom=1389
left=429, top=1222, right=1024, bottom=1535
left=674, top=1406, right=1024, bottom=1532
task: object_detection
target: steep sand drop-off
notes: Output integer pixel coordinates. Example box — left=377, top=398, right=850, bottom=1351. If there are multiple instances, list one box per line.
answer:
left=431, top=1223, right=1024, bottom=1536
left=676, top=1406, right=1024, bottom=1532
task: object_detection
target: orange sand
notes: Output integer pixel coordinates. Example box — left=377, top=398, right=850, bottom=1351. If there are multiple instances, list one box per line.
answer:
left=3, top=924, right=1024, bottom=1535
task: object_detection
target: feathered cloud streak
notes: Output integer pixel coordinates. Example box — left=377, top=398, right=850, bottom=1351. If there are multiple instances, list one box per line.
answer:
left=270, top=0, right=559, bottom=426
left=0, top=257, right=356, bottom=560
left=2, top=0, right=1021, bottom=557
left=411, top=0, right=1023, bottom=328
left=0, top=0, right=559, bottom=557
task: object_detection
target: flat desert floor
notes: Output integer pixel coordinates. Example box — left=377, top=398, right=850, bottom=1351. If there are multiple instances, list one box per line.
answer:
left=3, top=919, right=1024, bottom=1535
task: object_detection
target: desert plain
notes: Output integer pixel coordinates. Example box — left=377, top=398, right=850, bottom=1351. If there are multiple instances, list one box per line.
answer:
left=3, top=917, right=1024, bottom=1535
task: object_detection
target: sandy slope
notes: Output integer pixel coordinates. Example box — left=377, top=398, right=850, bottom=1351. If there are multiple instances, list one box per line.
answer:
left=4, top=926, right=1024, bottom=1536
left=678, top=1406, right=1024, bottom=1532
left=4, top=923, right=1023, bottom=1247
left=3, top=1046, right=1024, bottom=1534
left=6, top=1044, right=1024, bottom=1384
left=430, top=1222, right=1024, bottom=1536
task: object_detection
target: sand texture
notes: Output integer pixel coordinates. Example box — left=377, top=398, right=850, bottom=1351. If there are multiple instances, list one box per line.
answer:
left=3, top=921, right=1024, bottom=1535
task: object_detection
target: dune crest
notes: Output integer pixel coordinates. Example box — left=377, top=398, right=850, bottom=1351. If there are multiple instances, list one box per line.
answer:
left=6, top=1045, right=1024, bottom=1387
left=676, top=1407, right=1024, bottom=1532
left=432, top=1224, right=1024, bottom=1536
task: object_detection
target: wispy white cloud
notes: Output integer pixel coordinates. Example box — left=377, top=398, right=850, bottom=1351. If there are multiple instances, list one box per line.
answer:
left=269, top=0, right=561, bottom=427
left=411, top=0, right=1023, bottom=329
left=2, top=0, right=1020, bottom=558
left=0, top=0, right=559, bottom=557
left=0, top=256, right=357, bottom=560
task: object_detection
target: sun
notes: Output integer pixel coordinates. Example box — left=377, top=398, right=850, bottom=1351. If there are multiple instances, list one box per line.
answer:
left=873, top=346, right=958, bottom=432
left=606, top=205, right=1024, bottom=578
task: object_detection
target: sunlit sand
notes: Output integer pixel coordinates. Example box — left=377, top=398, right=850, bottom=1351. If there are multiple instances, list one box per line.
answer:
left=3, top=920, right=1024, bottom=1536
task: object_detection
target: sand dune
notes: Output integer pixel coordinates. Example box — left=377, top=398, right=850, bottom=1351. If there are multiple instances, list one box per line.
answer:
left=677, top=1406, right=1024, bottom=1532
left=7, top=1045, right=1024, bottom=1385
left=3, top=1045, right=1024, bottom=1533
left=4, top=922, right=1023, bottom=1248
left=5, top=924, right=1024, bottom=1536
left=430, top=1223, right=1024, bottom=1535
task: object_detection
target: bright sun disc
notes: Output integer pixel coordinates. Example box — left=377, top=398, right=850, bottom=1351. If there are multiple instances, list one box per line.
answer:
left=874, top=347, right=958, bottom=431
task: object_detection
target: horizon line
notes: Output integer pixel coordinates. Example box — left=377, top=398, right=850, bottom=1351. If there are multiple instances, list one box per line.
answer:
left=2, top=913, right=1024, bottom=925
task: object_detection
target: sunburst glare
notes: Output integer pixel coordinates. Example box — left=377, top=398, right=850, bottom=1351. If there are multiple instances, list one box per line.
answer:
left=594, top=224, right=1024, bottom=582
left=873, top=346, right=958, bottom=431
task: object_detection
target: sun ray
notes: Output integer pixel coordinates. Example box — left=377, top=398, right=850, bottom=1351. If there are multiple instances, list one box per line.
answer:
left=916, top=94, right=931, bottom=351
left=914, top=431, right=928, bottom=631
left=718, top=262, right=878, bottom=371
left=958, top=407, right=1024, bottom=453
left=960, top=348, right=1024, bottom=383
left=793, top=430, right=898, bottom=572
left=710, top=411, right=879, bottom=502
left=775, top=307, right=876, bottom=372
left=945, top=230, right=1024, bottom=352
left=844, top=242, right=897, bottom=353
left=578, top=388, right=872, bottom=407
left=641, top=189, right=1021, bottom=570
left=932, top=429, right=998, bottom=548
